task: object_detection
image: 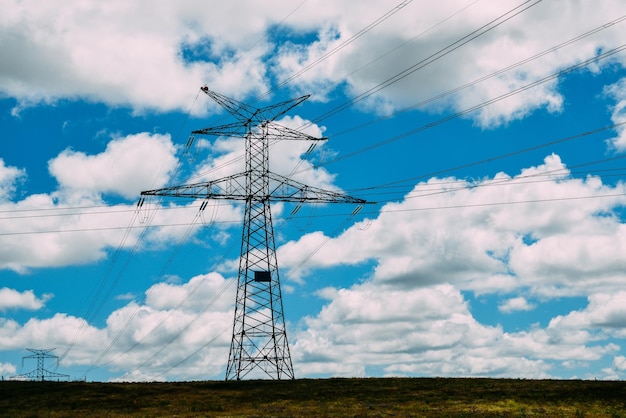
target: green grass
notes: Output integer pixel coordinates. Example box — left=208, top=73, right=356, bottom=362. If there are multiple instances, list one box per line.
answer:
left=1, top=377, right=625, bottom=417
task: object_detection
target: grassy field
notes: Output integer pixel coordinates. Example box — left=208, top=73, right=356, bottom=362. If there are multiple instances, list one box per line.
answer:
left=1, top=377, right=625, bottom=417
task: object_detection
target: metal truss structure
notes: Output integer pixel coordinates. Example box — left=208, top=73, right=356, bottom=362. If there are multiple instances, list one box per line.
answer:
left=12, top=348, right=70, bottom=381
left=141, top=86, right=368, bottom=380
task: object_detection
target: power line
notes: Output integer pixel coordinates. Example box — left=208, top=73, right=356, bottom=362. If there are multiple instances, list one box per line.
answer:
left=3, top=119, right=625, bottom=237
left=307, top=44, right=626, bottom=170
left=4, top=184, right=624, bottom=239
left=316, top=0, right=483, bottom=102
left=354, top=168, right=626, bottom=201
left=180, top=11, right=624, bottom=187
left=331, top=14, right=626, bottom=139
left=307, top=0, right=544, bottom=125
left=256, top=0, right=415, bottom=101
left=183, top=0, right=544, bottom=186
left=376, top=191, right=626, bottom=214
left=348, top=121, right=626, bottom=193
left=241, top=0, right=309, bottom=56
left=183, top=1, right=481, bottom=184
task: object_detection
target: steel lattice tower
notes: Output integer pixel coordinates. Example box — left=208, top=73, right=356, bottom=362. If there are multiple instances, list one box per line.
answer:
left=141, top=86, right=368, bottom=380
left=13, top=348, right=70, bottom=381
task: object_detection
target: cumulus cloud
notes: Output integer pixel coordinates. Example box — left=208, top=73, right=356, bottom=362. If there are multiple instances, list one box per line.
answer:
left=292, top=282, right=615, bottom=378
left=0, top=132, right=186, bottom=272
left=0, top=159, right=25, bottom=201
left=0, top=273, right=234, bottom=381
left=270, top=0, right=626, bottom=127
left=0, top=361, right=16, bottom=376
left=0, top=0, right=281, bottom=113
left=604, top=77, right=626, bottom=151
left=613, top=355, right=626, bottom=371
left=2, top=0, right=625, bottom=126
left=0, top=288, right=51, bottom=311
left=48, top=133, right=178, bottom=200
left=498, top=297, right=535, bottom=313
left=549, top=292, right=626, bottom=337
left=278, top=154, right=626, bottom=298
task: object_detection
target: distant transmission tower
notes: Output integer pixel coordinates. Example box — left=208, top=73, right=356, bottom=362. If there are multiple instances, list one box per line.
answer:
left=141, top=86, right=368, bottom=380
left=13, top=348, right=70, bottom=381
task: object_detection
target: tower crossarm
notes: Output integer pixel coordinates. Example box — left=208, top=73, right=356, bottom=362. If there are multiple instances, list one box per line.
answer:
left=201, top=86, right=310, bottom=125
left=192, top=121, right=250, bottom=138
left=200, top=86, right=259, bottom=124
left=267, top=172, right=372, bottom=204
left=141, top=171, right=373, bottom=205
left=253, top=95, right=311, bottom=122
left=141, top=172, right=249, bottom=200
left=264, top=123, right=328, bottom=142
left=192, top=121, right=327, bottom=142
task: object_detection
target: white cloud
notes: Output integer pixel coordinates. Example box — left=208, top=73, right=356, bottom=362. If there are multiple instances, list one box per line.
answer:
left=0, top=0, right=279, bottom=113
left=0, top=314, right=107, bottom=355
left=145, top=272, right=233, bottom=312
left=0, top=272, right=235, bottom=381
left=278, top=154, right=626, bottom=298
left=0, top=159, right=25, bottom=201
left=0, top=131, right=226, bottom=272
left=48, top=133, right=177, bottom=200
left=549, top=292, right=626, bottom=336
left=498, top=297, right=535, bottom=313
left=613, top=355, right=626, bottom=371
left=1, top=1, right=624, bottom=126
left=292, top=281, right=616, bottom=378
left=270, top=0, right=626, bottom=127
left=0, top=194, right=139, bottom=272
left=604, top=77, right=626, bottom=151
left=0, top=288, right=51, bottom=311
left=0, top=361, right=16, bottom=376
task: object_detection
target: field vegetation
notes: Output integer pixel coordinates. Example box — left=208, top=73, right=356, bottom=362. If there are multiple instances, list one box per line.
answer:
left=1, top=377, right=625, bottom=417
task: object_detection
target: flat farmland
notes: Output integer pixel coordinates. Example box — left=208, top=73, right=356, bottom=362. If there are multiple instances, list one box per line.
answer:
left=1, top=377, right=625, bottom=417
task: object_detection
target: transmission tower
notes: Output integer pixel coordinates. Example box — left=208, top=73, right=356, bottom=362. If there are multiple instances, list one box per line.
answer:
left=12, top=348, right=70, bottom=381
left=141, top=86, right=369, bottom=381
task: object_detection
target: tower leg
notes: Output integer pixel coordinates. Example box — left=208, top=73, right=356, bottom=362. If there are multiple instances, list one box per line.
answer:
left=225, top=197, right=294, bottom=380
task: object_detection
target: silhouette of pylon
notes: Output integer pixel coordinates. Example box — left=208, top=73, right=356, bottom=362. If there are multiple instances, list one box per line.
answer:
left=12, top=348, right=69, bottom=381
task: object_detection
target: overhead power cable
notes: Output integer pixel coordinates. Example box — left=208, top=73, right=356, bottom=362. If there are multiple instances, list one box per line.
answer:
left=377, top=192, right=626, bottom=214
left=183, top=0, right=480, bottom=184
left=320, top=0, right=483, bottom=101
left=182, top=12, right=623, bottom=186
left=307, top=44, right=626, bottom=170
left=88, top=208, right=205, bottom=370
left=3, top=119, right=625, bottom=238
left=349, top=120, right=626, bottom=193
left=354, top=166, right=626, bottom=201
left=183, top=0, right=542, bottom=186
left=308, top=0, right=544, bottom=125
left=58, top=205, right=144, bottom=363
left=241, top=0, right=309, bottom=56
left=256, top=0, right=415, bottom=101
left=83, top=203, right=229, bottom=377
left=332, top=13, right=626, bottom=139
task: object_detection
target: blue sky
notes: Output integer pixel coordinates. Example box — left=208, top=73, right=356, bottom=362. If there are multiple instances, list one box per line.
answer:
left=2, top=0, right=626, bottom=381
